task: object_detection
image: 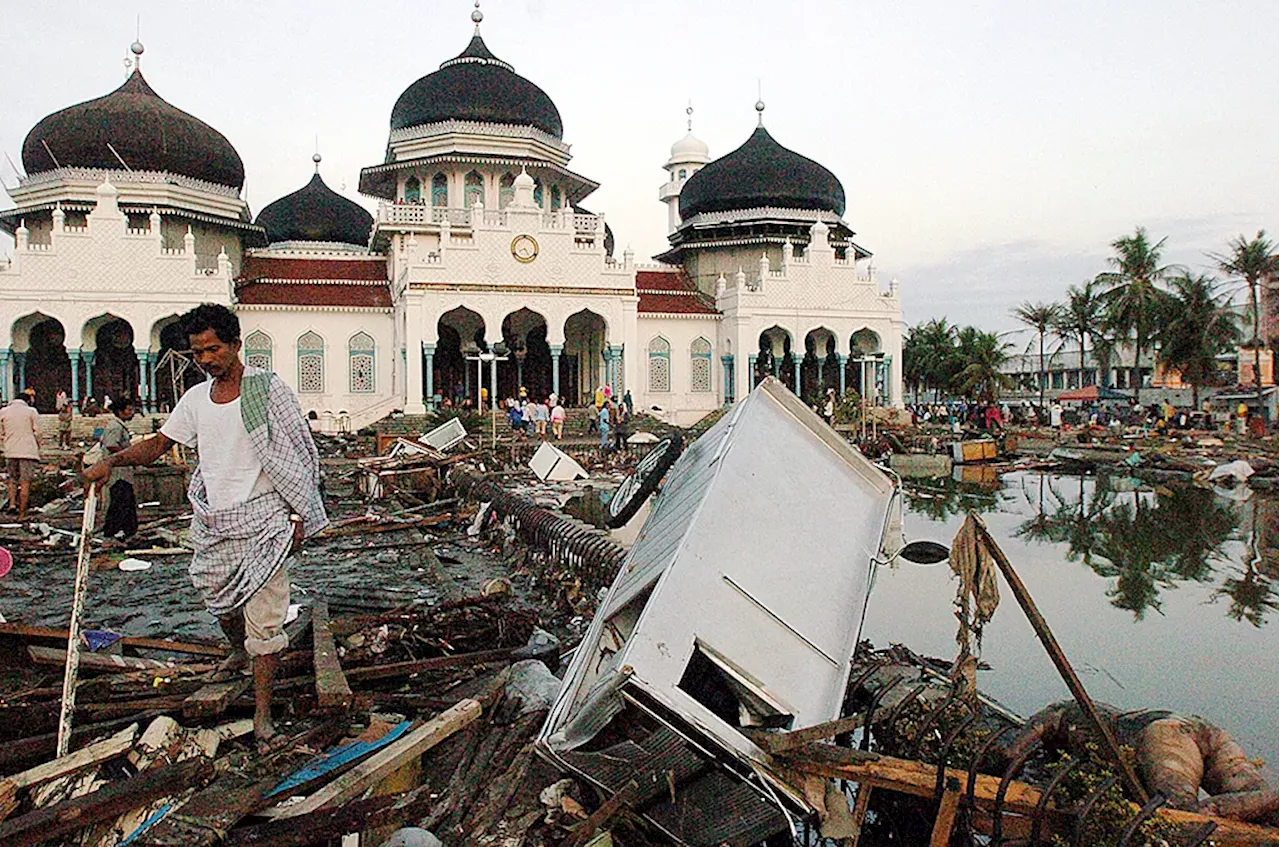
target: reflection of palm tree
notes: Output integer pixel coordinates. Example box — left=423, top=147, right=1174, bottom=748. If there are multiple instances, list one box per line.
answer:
left=904, top=475, right=1003, bottom=521
left=1212, top=561, right=1279, bottom=628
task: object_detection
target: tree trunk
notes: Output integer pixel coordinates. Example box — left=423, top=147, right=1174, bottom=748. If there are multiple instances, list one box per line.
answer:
left=1038, top=333, right=1046, bottom=411
left=1251, top=282, right=1264, bottom=421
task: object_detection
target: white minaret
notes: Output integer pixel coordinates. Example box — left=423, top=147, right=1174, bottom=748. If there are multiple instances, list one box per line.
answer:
left=659, top=103, right=710, bottom=234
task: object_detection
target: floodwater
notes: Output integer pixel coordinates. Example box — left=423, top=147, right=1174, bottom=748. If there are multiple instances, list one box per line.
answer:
left=860, top=469, right=1279, bottom=780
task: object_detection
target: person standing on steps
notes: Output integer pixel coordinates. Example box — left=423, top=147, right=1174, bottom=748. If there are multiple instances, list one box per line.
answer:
left=83, top=304, right=327, bottom=752
left=0, top=388, right=41, bottom=520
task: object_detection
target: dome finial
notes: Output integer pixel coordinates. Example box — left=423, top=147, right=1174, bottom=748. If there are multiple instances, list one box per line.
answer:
left=313, top=135, right=321, bottom=172
left=471, top=0, right=483, bottom=32
left=755, top=80, right=765, bottom=127
left=686, top=100, right=694, bottom=133
left=129, top=15, right=144, bottom=70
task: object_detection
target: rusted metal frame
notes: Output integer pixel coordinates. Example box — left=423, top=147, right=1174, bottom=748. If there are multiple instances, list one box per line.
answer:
left=1027, top=756, right=1080, bottom=846
left=963, top=726, right=1016, bottom=840
left=1071, top=774, right=1120, bottom=847
left=970, top=513, right=1148, bottom=805
left=1116, top=792, right=1167, bottom=846
left=859, top=676, right=907, bottom=752
left=908, top=679, right=964, bottom=760
left=992, top=736, right=1040, bottom=843
left=933, top=712, right=980, bottom=805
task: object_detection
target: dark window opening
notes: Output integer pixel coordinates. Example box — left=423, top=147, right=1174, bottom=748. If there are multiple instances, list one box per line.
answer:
left=678, top=643, right=794, bottom=730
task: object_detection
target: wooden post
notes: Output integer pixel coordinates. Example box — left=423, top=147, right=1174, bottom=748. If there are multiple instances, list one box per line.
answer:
left=56, top=485, right=98, bottom=758
left=929, top=778, right=962, bottom=847
left=969, top=512, right=1149, bottom=805
left=311, top=601, right=352, bottom=711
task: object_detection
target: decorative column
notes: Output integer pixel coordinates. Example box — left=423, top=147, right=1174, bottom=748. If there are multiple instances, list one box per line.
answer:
left=516, top=357, right=524, bottom=390
left=148, top=353, right=159, bottom=411
left=423, top=343, right=435, bottom=405
left=748, top=353, right=758, bottom=389
left=69, top=349, right=82, bottom=404
left=82, top=351, right=94, bottom=400
left=792, top=355, right=801, bottom=394
left=488, top=353, right=499, bottom=410
left=838, top=354, right=847, bottom=395
left=609, top=345, right=624, bottom=396
left=135, top=349, right=149, bottom=409
left=721, top=354, right=734, bottom=404
left=550, top=344, right=562, bottom=398
left=404, top=299, right=425, bottom=415
left=0, top=349, right=9, bottom=403
left=14, top=352, right=26, bottom=392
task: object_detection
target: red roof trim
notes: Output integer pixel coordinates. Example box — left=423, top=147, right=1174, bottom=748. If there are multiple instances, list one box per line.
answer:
left=634, top=268, right=719, bottom=315
left=236, top=281, right=392, bottom=308
left=238, top=255, right=387, bottom=282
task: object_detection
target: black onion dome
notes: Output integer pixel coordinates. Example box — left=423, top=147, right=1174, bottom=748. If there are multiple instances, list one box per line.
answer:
left=678, top=126, right=845, bottom=219
left=390, top=35, right=563, bottom=138
left=256, top=172, right=373, bottom=246
left=22, top=69, right=245, bottom=188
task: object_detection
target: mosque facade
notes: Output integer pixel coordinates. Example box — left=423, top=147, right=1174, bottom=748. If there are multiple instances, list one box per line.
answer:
left=0, top=8, right=903, bottom=429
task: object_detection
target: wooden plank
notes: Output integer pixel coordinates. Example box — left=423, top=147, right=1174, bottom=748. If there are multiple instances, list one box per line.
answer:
left=0, top=757, right=214, bottom=847
left=929, top=780, right=962, bottom=847
left=570, top=780, right=638, bottom=847
left=2, top=723, right=138, bottom=792
left=777, top=744, right=1279, bottom=847
left=310, top=600, right=352, bottom=711
left=183, top=679, right=251, bottom=719
left=344, top=647, right=514, bottom=682
left=30, top=645, right=173, bottom=672
left=0, top=713, right=168, bottom=773
left=758, top=712, right=868, bottom=754
left=224, top=786, right=431, bottom=846
left=56, top=485, right=98, bottom=758
left=268, top=698, right=482, bottom=820
left=0, top=624, right=229, bottom=657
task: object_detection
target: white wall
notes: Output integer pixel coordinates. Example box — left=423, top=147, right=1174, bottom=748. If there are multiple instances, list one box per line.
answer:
left=635, top=315, right=722, bottom=425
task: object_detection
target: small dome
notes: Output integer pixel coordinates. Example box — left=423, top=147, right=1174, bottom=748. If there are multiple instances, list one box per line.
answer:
left=255, top=172, right=373, bottom=246
left=513, top=168, right=535, bottom=190
left=22, top=69, right=245, bottom=188
left=678, top=126, right=845, bottom=220
left=390, top=34, right=563, bottom=138
left=668, top=132, right=709, bottom=165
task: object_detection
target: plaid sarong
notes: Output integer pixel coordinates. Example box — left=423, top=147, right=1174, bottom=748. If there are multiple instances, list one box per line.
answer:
left=187, top=367, right=328, bottom=616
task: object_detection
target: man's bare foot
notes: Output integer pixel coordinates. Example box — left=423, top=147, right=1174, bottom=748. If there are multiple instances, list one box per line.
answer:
left=209, top=649, right=249, bottom=682
left=254, top=715, right=282, bottom=755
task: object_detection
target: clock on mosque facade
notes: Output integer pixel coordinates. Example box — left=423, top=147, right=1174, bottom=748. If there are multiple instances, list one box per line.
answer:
left=510, top=234, right=539, bottom=263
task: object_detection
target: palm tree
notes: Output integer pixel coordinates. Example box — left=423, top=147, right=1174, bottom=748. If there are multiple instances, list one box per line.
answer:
left=952, top=330, right=1013, bottom=401
left=1012, top=301, right=1062, bottom=410
left=1097, top=227, right=1176, bottom=395
left=906, top=318, right=957, bottom=401
left=1211, top=231, right=1277, bottom=418
left=1158, top=272, right=1240, bottom=408
left=1054, top=280, right=1107, bottom=387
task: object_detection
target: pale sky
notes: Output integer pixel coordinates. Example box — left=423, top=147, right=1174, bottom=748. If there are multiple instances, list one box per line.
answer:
left=2, top=0, right=1276, bottom=336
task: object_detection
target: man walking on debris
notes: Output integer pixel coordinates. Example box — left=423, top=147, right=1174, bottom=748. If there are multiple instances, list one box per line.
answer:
left=84, top=304, right=328, bottom=751
left=1, top=387, right=41, bottom=520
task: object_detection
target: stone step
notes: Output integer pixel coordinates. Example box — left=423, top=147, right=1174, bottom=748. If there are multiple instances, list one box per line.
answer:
left=36, top=413, right=166, bottom=442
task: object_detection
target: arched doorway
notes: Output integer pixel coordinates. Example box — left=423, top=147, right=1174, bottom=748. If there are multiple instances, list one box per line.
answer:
left=12, top=313, right=71, bottom=411
left=563, top=310, right=607, bottom=406
left=152, top=316, right=203, bottom=411
left=83, top=314, right=137, bottom=406
left=802, top=327, right=839, bottom=403
left=435, top=307, right=487, bottom=407
left=757, top=326, right=794, bottom=391
left=500, top=308, right=550, bottom=402
left=848, top=329, right=883, bottom=400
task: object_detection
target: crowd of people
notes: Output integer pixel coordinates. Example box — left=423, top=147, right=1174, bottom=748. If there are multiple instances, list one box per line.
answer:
left=904, top=396, right=1242, bottom=433
left=500, top=385, right=636, bottom=451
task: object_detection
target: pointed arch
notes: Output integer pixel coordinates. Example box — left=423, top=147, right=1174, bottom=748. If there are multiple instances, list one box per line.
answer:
left=404, top=176, right=421, bottom=204
left=430, top=172, right=448, bottom=207
left=549, top=185, right=562, bottom=211
left=244, top=330, right=273, bottom=372
left=648, top=336, right=671, bottom=393
left=690, top=337, right=713, bottom=393
left=498, top=172, right=516, bottom=209
left=297, top=330, right=325, bottom=393
left=464, top=171, right=484, bottom=208
left=348, top=330, right=375, bottom=393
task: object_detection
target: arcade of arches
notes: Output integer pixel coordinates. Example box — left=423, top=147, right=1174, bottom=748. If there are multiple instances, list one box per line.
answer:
left=424, top=307, right=615, bottom=408
left=751, top=325, right=889, bottom=404
left=4, top=313, right=197, bottom=413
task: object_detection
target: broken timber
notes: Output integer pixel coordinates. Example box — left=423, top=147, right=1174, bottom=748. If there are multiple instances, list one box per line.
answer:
left=311, top=600, right=352, bottom=711
left=183, top=604, right=312, bottom=718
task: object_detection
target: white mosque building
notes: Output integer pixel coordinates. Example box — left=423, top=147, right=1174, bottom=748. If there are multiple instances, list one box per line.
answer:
left=0, top=7, right=903, bottom=430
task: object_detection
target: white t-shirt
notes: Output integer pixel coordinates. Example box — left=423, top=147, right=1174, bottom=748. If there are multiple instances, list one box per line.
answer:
left=161, top=381, right=274, bottom=511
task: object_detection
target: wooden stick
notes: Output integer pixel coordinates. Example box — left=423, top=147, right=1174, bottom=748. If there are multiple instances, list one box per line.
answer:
left=310, top=600, right=352, bottom=711
left=570, top=780, right=638, bottom=847
left=30, top=645, right=181, bottom=672
left=267, top=698, right=481, bottom=820
left=929, top=778, right=961, bottom=847
left=56, top=485, right=98, bottom=758
left=1, top=723, right=137, bottom=795
left=0, top=624, right=229, bottom=657
left=343, top=648, right=514, bottom=682
left=758, top=712, right=867, bottom=754
left=969, top=512, right=1149, bottom=804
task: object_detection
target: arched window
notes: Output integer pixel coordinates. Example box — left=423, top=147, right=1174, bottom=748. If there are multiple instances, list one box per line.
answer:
left=464, top=171, right=484, bottom=208
left=678, top=168, right=687, bottom=180
left=498, top=173, right=515, bottom=209
left=298, top=331, right=325, bottom=393
left=648, top=337, right=671, bottom=393
left=404, top=176, right=421, bottom=204
left=533, top=178, right=544, bottom=208
left=431, top=173, right=448, bottom=207
left=349, top=331, right=375, bottom=393
left=244, top=330, right=273, bottom=372
left=690, top=337, right=712, bottom=392
left=550, top=185, right=562, bottom=211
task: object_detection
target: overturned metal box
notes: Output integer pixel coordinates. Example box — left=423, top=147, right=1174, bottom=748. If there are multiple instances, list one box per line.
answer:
left=539, top=378, right=902, bottom=845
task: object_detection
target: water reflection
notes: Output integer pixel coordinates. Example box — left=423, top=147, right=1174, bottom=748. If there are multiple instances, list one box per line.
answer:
left=903, top=465, right=1003, bottom=520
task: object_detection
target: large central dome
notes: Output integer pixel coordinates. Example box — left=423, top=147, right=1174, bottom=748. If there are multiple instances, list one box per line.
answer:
left=256, top=167, right=373, bottom=247
left=22, top=68, right=245, bottom=189
left=678, top=126, right=845, bottom=220
left=389, top=33, right=563, bottom=138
